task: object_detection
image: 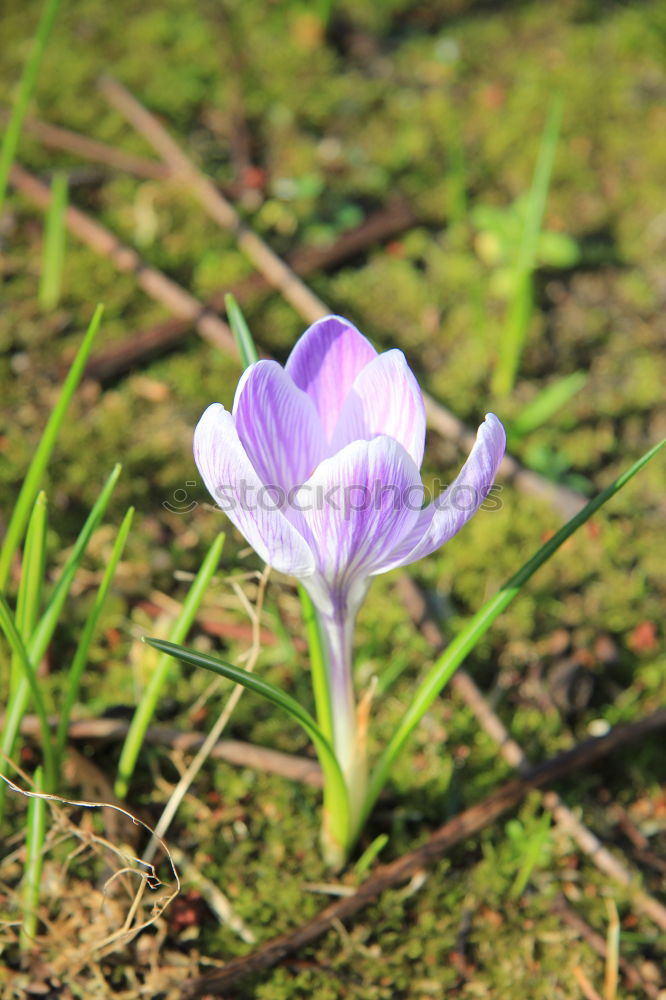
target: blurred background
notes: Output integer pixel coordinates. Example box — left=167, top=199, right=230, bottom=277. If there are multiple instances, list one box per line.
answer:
left=1, top=0, right=665, bottom=996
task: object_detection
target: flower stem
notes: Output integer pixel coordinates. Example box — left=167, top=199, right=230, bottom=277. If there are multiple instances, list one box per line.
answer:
left=316, top=606, right=367, bottom=843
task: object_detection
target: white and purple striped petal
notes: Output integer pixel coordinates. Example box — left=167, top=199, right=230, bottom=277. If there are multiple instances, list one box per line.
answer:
left=292, top=436, right=423, bottom=617
left=233, top=360, right=328, bottom=492
left=193, top=403, right=315, bottom=577
left=371, top=413, right=506, bottom=574
left=285, top=315, right=376, bottom=441
left=330, top=349, right=426, bottom=467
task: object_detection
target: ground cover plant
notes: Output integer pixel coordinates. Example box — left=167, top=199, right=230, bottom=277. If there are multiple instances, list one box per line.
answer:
left=1, top=1, right=665, bottom=998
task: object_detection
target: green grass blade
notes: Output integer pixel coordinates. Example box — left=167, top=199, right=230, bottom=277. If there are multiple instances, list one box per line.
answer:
left=225, top=293, right=259, bottom=368
left=353, top=832, right=389, bottom=877
left=0, top=464, right=122, bottom=817
left=114, top=532, right=226, bottom=798
left=19, top=766, right=47, bottom=951
left=11, top=491, right=48, bottom=697
left=145, top=636, right=351, bottom=854
left=38, top=170, right=68, bottom=311
left=0, top=304, right=104, bottom=593
left=56, top=507, right=135, bottom=762
left=362, top=436, right=665, bottom=830
left=507, top=371, right=587, bottom=444
left=298, top=583, right=334, bottom=745
left=493, top=96, right=564, bottom=397
left=0, top=0, right=62, bottom=215
left=0, top=598, right=56, bottom=793
left=29, top=464, right=122, bottom=666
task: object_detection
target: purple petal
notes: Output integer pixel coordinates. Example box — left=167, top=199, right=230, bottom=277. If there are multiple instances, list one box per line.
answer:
left=233, top=360, right=328, bottom=492
left=330, top=349, right=426, bottom=468
left=194, top=403, right=315, bottom=576
left=372, top=413, right=506, bottom=573
left=285, top=315, right=376, bottom=440
left=291, top=436, right=423, bottom=612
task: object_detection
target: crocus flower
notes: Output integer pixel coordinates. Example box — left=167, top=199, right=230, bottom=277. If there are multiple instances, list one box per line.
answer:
left=194, top=316, right=505, bottom=786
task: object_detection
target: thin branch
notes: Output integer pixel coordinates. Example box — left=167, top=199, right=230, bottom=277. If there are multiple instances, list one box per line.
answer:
left=179, top=709, right=666, bottom=997
left=7, top=713, right=323, bottom=787
left=0, top=109, right=170, bottom=180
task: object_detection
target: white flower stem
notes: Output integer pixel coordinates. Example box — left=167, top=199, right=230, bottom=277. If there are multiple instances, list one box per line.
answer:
left=317, top=606, right=367, bottom=843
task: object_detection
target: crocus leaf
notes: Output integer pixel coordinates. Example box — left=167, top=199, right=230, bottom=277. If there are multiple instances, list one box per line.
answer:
left=0, top=597, right=55, bottom=793
left=56, top=506, right=135, bottom=762
left=493, top=95, right=564, bottom=397
left=0, top=463, right=121, bottom=814
left=298, top=583, right=334, bottom=746
left=145, top=637, right=351, bottom=854
left=0, top=304, right=104, bottom=592
left=361, top=435, right=665, bottom=832
left=11, top=491, right=48, bottom=697
left=0, top=0, right=62, bottom=215
left=225, top=293, right=259, bottom=368
left=506, top=371, right=587, bottom=443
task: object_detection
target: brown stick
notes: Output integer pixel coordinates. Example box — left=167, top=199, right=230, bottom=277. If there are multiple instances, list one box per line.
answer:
left=82, top=198, right=418, bottom=381
left=397, top=574, right=666, bottom=933
left=99, top=75, right=331, bottom=325
left=9, top=163, right=238, bottom=359
left=9, top=714, right=323, bottom=788
left=100, top=77, right=588, bottom=520
left=0, top=110, right=170, bottom=180
left=180, top=709, right=666, bottom=997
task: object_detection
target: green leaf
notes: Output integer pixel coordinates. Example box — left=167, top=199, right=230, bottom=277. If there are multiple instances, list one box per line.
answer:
left=56, top=507, right=135, bottom=762
left=0, top=598, right=55, bottom=793
left=509, top=810, right=552, bottom=899
left=0, top=0, right=62, bottom=215
left=493, top=96, right=564, bottom=397
left=298, top=583, right=334, bottom=745
left=507, top=372, right=587, bottom=443
left=19, top=765, right=47, bottom=951
left=361, top=436, right=665, bottom=831
left=146, top=637, right=351, bottom=856
left=0, top=464, right=121, bottom=815
left=114, top=532, right=226, bottom=797
left=39, top=170, right=68, bottom=311
left=11, top=491, right=48, bottom=697
left=225, top=293, right=259, bottom=368
left=0, top=304, right=104, bottom=593
left=536, top=229, right=580, bottom=269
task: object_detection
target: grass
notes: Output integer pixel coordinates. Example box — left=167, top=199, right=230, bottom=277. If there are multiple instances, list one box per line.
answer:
left=0, top=0, right=665, bottom=996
